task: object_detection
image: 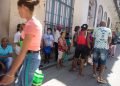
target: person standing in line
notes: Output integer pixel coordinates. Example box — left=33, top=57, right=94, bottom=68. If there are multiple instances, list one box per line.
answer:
left=69, top=26, right=80, bottom=71
left=57, top=32, right=67, bottom=68
left=14, top=24, right=23, bottom=55
left=92, top=21, right=112, bottom=84
left=54, top=27, right=60, bottom=61
left=43, top=28, right=54, bottom=64
left=65, top=27, right=71, bottom=53
left=0, top=0, right=42, bottom=86
left=71, top=24, right=90, bottom=76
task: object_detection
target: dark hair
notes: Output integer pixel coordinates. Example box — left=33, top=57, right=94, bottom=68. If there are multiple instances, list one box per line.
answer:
left=17, top=24, right=21, bottom=32
left=74, top=26, right=80, bottom=32
left=17, top=0, right=40, bottom=12
left=81, top=24, right=88, bottom=31
left=100, top=21, right=106, bottom=27
left=47, top=28, right=52, bottom=31
left=60, top=32, right=64, bottom=35
left=1, top=37, right=8, bottom=43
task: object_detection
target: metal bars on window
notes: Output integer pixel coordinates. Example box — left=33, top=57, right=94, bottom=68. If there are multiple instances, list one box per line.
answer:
left=45, top=0, right=74, bottom=31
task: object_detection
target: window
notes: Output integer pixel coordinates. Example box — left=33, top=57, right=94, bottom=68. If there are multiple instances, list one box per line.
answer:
left=87, top=0, right=97, bottom=28
left=96, top=5, right=103, bottom=27
left=107, top=17, right=110, bottom=28
left=45, top=0, right=74, bottom=32
left=103, top=12, right=107, bottom=22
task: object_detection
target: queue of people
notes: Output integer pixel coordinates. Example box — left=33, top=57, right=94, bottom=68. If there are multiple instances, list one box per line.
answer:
left=0, top=20, right=117, bottom=85
left=0, top=0, right=117, bottom=85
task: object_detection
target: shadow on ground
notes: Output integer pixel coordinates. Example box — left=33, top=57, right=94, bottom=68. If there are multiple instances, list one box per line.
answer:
left=42, top=45, right=120, bottom=86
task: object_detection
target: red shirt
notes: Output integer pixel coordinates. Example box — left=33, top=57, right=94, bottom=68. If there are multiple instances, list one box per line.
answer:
left=58, top=37, right=67, bottom=52
left=77, top=31, right=87, bottom=45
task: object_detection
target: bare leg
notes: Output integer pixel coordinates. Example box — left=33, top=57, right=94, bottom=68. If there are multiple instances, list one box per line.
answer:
left=93, top=63, right=97, bottom=77
left=57, top=59, right=60, bottom=69
left=79, top=59, right=85, bottom=76
left=99, top=64, right=105, bottom=79
left=97, top=64, right=107, bottom=83
left=70, top=58, right=77, bottom=71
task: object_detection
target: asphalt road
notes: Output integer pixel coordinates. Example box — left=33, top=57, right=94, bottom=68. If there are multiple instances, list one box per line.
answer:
left=42, top=45, right=120, bottom=86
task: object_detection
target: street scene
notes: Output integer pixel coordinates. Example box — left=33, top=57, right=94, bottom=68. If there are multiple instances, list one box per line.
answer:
left=0, top=0, right=120, bottom=86
left=42, top=45, right=120, bottom=86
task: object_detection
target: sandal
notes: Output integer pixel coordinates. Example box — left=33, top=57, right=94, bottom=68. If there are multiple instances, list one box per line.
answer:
left=97, top=77, right=107, bottom=84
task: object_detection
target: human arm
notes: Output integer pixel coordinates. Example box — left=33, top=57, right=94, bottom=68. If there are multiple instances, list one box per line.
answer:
left=92, top=28, right=96, bottom=47
left=0, top=34, right=33, bottom=85
left=8, top=34, right=32, bottom=76
left=14, top=33, right=20, bottom=46
left=51, top=35, right=54, bottom=47
left=87, top=33, right=91, bottom=49
left=108, top=29, right=112, bottom=45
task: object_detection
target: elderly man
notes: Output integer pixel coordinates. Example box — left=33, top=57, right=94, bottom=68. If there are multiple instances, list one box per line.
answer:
left=92, top=21, right=112, bottom=84
left=0, top=37, right=13, bottom=72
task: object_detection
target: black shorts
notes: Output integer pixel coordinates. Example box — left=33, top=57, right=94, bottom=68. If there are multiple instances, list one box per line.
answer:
left=75, top=45, right=88, bottom=59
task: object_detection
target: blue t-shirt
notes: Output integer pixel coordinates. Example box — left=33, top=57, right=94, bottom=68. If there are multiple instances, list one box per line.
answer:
left=0, top=44, right=13, bottom=56
left=43, top=33, right=54, bottom=46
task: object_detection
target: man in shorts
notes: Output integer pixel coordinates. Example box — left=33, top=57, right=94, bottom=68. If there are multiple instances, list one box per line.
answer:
left=92, top=21, right=112, bottom=84
left=73, top=24, right=90, bottom=76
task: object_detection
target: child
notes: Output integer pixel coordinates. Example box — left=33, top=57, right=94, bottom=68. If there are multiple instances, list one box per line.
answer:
left=57, top=32, right=67, bottom=68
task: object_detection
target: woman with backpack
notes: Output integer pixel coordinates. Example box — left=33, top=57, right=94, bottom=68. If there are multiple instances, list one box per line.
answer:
left=74, top=24, right=90, bottom=76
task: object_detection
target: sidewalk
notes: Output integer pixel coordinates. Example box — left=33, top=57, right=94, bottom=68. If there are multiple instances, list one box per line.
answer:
left=42, top=45, right=120, bottom=86
left=40, top=47, right=75, bottom=69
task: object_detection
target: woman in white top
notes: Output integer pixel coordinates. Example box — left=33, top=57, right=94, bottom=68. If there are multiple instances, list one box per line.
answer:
left=14, top=24, right=23, bottom=55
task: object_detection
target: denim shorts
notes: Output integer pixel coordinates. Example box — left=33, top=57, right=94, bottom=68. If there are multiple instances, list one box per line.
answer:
left=16, top=53, right=41, bottom=86
left=93, top=48, right=108, bottom=65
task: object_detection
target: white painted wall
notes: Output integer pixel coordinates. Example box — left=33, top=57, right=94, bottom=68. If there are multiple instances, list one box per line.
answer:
left=94, top=0, right=119, bottom=29
left=72, top=0, right=89, bottom=35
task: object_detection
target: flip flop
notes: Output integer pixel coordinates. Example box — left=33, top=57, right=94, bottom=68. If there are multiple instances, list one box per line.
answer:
left=97, top=77, right=107, bottom=84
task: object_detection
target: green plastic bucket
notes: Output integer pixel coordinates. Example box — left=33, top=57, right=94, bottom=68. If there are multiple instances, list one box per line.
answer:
left=32, top=69, right=44, bottom=86
left=19, top=41, right=23, bottom=48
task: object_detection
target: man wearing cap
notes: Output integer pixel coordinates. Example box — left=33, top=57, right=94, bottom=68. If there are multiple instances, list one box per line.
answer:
left=71, top=24, right=90, bottom=75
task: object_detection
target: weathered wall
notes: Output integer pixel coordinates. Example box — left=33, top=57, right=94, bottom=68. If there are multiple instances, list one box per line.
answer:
left=0, top=0, right=10, bottom=39
left=9, top=0, right=46, bottom=42
left=1, top=0, right=119, bottom=42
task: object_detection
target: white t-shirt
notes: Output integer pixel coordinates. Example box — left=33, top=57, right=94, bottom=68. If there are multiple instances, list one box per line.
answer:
left=93, top=27, right=112, bottom=49
left=54, top=30, right=60, bottom=43
left=14, top=31, right=21, bottom=43
left=14, top=31, right=21, bottom=55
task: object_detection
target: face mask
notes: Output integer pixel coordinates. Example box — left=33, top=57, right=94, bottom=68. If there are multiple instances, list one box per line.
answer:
left=47, top=31, right=51, bottom=34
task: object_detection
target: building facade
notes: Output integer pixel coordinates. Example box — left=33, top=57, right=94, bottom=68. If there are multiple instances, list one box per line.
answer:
left=0, top=0, right=120, bottom=42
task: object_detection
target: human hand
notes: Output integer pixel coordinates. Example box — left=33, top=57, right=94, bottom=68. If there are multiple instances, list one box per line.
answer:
left=0, top=74, right=15, bottom=86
